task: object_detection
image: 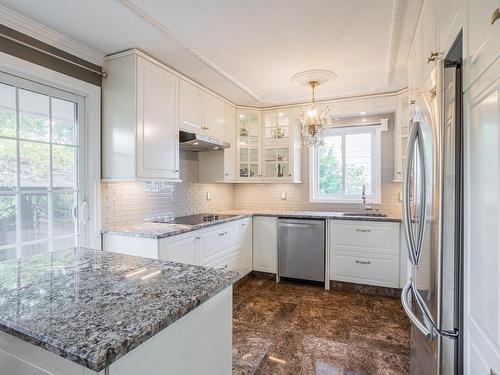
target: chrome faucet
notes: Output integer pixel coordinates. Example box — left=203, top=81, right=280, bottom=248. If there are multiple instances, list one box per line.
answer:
left=361, top=184, right=372, bottom=213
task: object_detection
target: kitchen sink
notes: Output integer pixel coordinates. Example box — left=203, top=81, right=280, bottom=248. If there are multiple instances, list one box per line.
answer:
left=342, top=212, right=388, bottom=217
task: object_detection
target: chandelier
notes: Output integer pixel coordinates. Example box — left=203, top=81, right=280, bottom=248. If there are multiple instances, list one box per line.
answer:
left=299, top=80, right=330, bottom=147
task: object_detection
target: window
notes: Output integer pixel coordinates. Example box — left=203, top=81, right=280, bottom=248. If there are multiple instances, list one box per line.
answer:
left=0, top=72, right=85, bottom=261
left=310, top=125, right=381, bottom=203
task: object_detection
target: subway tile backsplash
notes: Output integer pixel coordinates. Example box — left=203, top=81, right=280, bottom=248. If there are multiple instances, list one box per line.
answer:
left=101, top=152, right=234, bottom=226
left=102, top=118, right=402, bottom=226
left=232, top=115, right=402, bottom=218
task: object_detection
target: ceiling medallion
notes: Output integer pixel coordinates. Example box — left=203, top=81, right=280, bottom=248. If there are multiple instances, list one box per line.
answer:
left=292, top=70, right=336, bottom=147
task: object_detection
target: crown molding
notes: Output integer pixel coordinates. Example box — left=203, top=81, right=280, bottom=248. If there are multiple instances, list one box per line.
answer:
left=0, top=5, right=105, bottom=65
left=116, top=0, right=263, bottom=103
left=384, top=0, right=406, bottom=85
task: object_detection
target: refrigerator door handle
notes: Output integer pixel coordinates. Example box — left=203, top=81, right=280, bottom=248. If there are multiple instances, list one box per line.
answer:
left=412, top=281, right=460, bottom=339
left=401, top=280, right=435, bottom=341
left=414, top=129, right=427, bottom=264
left=402, top=120, right=419, bottom=265
left=402, top=280, right=459, bottom=341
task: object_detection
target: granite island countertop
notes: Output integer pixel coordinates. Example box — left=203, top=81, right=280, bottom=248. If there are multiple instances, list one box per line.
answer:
left=0, top=247, right=238, bottom=371
left=102, top=210, right=400, bottom=239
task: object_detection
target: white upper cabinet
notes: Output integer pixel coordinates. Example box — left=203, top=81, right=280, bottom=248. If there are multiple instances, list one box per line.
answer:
left=420, top=0, right=438, bottom=81
left=261, top=109, right=301, bottom=183
left=198, top=101, right=237, bottom=183
left=436, top=0, right=461, bottom=53
left=204, top=93, right=225, bottom=140
left=136, top=58, right=179, bottom=179
left=179, top=79, right=225, bottom=140
left=102, top=50, right=179, bottom=180
left=394, top=93, right=410, bottom=182
left=179, top=79, right=204, bottom=134
left=464, top=0, right=500, bottom=89
left=236, top=109, right=262, bottom=181
left=223, top=103, right=236, bottom=181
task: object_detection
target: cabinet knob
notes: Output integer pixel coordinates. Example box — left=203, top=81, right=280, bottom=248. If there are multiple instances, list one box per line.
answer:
left=202, top=126, right=209, bottom=130
left=427, top=52, right=439, bottom=64
left=492, top=8, right=500, bottom=24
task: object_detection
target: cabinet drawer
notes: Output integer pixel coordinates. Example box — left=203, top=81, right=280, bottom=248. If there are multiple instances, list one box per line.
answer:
left=200, top=221, right=241, bottom=264
left=159, top=231, right=199, bottom=265
left=331, top=220, right=399, bottom=257
left=330, top=254, right=399, bottom=288
left=205, top=250, right=241, bottom=275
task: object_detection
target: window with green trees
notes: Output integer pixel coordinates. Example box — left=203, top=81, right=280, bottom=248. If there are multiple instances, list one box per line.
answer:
left=311, top=125, right=381, bottom=203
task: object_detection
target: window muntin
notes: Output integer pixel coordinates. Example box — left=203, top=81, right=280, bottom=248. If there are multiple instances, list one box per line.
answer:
left=0, top=76, right=83, bottom=261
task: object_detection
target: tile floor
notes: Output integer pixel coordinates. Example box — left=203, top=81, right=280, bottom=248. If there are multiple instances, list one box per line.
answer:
left=232, top=273, right=410, bottom=375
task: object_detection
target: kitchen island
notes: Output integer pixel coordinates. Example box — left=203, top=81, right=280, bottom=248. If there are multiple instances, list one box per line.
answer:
left=0, top=247, right=238, bottom=375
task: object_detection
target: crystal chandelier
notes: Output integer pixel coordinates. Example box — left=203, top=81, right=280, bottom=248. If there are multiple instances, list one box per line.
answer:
left=299, top=80, right=330, bottom=147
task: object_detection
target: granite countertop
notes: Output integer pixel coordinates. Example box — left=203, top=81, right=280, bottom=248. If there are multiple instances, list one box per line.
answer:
left=0, top=248, right=238, bottom=371
left=101, top=211, right=400, bottom=239
left=102, top=213, right=251, bottom=239
left=221, top=210, right=402, bottom=222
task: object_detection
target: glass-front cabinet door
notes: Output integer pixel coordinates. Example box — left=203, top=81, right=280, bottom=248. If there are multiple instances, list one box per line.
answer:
left=236, top=109, right=261, bottom=180
left=262, top=110, right=291, bottom=181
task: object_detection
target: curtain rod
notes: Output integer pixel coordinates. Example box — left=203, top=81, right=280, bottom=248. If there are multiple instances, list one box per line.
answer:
left=0, top=32, right=107, bottom=78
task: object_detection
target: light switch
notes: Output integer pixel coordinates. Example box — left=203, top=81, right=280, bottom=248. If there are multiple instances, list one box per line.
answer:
left=206, top=191, right=211, bottom=201
left=281, top=192, right=287, bottom=200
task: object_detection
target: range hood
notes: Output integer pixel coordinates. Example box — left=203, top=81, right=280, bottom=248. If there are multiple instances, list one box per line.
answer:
left=179, top=130, right=230, bottom=152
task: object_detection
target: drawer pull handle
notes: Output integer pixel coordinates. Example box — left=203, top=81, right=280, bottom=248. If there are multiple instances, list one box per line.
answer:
left=195, top=236, right=201, bottom=240
left=491, top=8, right=500, bottom=24
left=202, top=126, right=209, bottom=130
left=355, top=229, right=371, bottom=233
left=218, top=231, right=227, bottom=236
left=355, top=260, right=371, bottom=265
left=218, top=264, right=228, bottom=270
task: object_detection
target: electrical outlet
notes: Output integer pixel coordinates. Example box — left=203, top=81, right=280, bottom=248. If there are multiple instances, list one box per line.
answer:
left=281, top=192, right=287, bottom=200
left=206, top=191, right=211, bottom=201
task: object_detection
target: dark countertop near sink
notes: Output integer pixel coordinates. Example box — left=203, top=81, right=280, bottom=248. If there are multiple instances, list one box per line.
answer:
left=0, top=247, right=238, bottom=371
left=101, top=211, right=400, bottom=239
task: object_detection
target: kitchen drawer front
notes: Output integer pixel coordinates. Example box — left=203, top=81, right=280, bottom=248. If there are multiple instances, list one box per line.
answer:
left=330, top=220, right=399, bottom=257
left=205, top=249, right=241, bottom=275
left=330, top=254, right=399, bottom=288
left=200, top=221, right=241, bottom=264
left=159, top=230, right=199, bottom=265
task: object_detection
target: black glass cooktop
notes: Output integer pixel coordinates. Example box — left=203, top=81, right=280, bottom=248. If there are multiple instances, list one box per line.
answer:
left=151, top=214, right=238, bottom=226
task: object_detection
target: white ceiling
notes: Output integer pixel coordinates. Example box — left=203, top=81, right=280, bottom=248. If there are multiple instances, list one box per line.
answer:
left=0, top=0, right=422, bottom=107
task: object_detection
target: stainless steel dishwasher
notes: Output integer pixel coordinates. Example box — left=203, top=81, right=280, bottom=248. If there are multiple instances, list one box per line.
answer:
left=278, top=218, right=325, bottom=283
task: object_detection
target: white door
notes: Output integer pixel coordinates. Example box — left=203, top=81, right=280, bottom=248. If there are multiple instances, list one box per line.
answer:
left=464, top=66, right=500, bottom=374
left=252, top=216, right=277, bottom=273
left=0, top=72, right=86, bottom=260
left=179, top=79, right=204, bottom=133
left=136, top=57, right=179, bottom=180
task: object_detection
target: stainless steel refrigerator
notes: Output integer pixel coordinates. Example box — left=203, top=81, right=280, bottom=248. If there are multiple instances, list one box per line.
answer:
left=401, top=37, right=463, bottom=375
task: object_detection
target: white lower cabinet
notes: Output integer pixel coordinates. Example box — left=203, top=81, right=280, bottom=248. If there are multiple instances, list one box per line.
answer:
left=329, top=220, right=400, bottom=288
left=239, top=218, right=253, bottom=276
left=199, top=221, right=240, bottom=265
left=252, top=216, right=278, bottom=273
left=159, top=231, right=200, bottom=265
left=103, top=219, right=253, bottom=279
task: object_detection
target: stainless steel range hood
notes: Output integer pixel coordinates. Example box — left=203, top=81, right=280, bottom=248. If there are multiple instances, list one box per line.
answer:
left=179, top=130, right=230, bottom=152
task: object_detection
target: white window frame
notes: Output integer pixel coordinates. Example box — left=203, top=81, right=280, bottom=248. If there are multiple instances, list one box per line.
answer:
left=0, top=51, right=101, bottom=250
left=309, top=124, right=382, bottom=204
